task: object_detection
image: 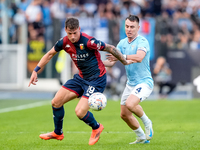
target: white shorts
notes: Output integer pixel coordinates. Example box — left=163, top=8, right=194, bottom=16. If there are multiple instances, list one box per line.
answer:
left=121, top=83, right=153, bottom=105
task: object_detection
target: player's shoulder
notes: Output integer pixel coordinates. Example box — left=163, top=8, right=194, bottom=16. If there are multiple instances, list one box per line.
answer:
left=55, top=35, right=70, bottom=48
left=55, top=37, right=64, bottom=46
left=54, top=37, right=65, bottom=52
left=59, top=36, right=71, bottom=46
left=81, top=32, right=93, bottom=40
left=137, top=35, right=148, bottom=43
left=80, top=32, right=95, bottom=46
left=118, top=37, right=128, bottom=45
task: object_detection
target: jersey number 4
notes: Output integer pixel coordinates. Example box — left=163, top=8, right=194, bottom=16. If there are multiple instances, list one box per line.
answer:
left=135, top=87, right=142, bottom=94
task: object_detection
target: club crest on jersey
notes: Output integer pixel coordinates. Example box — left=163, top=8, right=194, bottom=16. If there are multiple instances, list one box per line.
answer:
left=80, top=44, right=84, bottom=50
left=132, top=45, right=135, bottom=50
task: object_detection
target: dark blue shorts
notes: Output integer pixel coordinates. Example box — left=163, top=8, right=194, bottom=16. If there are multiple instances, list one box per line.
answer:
left=62, top=74, right=107, bottom=98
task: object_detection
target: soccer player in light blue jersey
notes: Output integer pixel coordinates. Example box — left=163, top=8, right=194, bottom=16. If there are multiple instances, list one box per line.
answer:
left=104, top=15, right=154, bottom=144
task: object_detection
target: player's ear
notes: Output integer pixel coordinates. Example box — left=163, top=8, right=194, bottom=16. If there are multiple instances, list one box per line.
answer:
left=79, top=27, right=81, bottom=31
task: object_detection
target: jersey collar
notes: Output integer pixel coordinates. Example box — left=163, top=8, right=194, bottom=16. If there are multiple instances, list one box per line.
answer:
left=127, top=35, right=139, bottom=44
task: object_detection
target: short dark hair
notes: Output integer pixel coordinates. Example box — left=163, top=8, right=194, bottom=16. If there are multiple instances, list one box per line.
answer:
left=65, top=17, right=79, bottom=30
left=125, top=15, right=139, bottom=23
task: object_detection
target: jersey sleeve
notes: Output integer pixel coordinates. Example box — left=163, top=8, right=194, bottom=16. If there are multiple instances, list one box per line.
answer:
left=137, top=38, right=149, bottom=53
left=116, top=40, right=123, bottom=53
left=54, top=38, right=64, bottom=52
left=87, top=38, right=106, bottom=51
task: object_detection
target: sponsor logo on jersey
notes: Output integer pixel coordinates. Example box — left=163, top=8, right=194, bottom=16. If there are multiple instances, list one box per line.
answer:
left=80, top=44, right=84, bottom=50
left=71, top=53, right=89, bottom=61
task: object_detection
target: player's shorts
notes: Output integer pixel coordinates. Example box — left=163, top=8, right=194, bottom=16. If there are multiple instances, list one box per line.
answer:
left=62, top=74, right=107, bottom=98
left=121, top=83, right=153, bottom=105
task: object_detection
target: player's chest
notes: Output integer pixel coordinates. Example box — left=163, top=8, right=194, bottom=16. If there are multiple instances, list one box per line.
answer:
left=64, top=43, right=86, bottom=53
left=64, top=44, right=92, bottom=61
left=122, top=44, right=138, bottom=54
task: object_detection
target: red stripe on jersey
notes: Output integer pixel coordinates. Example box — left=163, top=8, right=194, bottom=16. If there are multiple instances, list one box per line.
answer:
left=63, top=36, right=84, bottom=78
left=94, top=50, right=106, bottom=77
left=85, top=34, right=106, bottom=77
left=81, top=32, right=93, bottom=40
left=80, top=33, right=106, bottom=77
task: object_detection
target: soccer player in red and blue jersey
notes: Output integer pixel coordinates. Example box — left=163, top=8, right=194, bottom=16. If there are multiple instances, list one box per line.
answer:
left=28, top=17, right=133, bottom=145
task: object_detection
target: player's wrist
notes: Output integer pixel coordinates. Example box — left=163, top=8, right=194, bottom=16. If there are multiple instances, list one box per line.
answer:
left=123, top=54, right=127, bottom=60
left=34, top=66, right=41, bottom=72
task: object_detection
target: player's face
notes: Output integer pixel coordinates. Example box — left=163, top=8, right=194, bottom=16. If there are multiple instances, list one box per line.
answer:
left=125, top=19, right=140, bottom=40
left=65, top=27, right=81, bottom=43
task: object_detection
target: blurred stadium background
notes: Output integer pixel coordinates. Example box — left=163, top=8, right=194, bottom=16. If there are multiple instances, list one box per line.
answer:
left=0, top=0, right=200, bottom=100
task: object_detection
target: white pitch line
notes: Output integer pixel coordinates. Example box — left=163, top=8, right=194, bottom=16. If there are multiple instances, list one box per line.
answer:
left=0, top=101, right=50, bottom=114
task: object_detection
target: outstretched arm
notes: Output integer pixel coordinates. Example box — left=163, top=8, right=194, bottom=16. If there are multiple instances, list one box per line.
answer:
left=35, top=47, right=57, bottom=69
left=106, top=50, right=145, bottom=64
left=28, top=47, right=57, bottom=87
left=103, top=44, right=131, bottom=65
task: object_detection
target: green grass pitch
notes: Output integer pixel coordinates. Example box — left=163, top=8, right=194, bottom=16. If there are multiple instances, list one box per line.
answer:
left=0, top=99, right=200, bottom=150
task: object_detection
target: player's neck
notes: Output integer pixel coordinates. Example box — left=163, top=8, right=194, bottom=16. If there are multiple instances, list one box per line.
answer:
left=128, top=34, right=138, bottom=43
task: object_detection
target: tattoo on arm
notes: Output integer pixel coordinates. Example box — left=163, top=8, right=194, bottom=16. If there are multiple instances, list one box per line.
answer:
left=104, top=44, right=127, bottom=65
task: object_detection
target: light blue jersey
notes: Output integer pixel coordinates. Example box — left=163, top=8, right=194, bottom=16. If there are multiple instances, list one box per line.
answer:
left=117, top=35, right=154, bottom=89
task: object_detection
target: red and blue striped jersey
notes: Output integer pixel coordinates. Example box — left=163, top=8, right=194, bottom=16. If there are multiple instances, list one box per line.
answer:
left=54, top=32, right=106, bottom=79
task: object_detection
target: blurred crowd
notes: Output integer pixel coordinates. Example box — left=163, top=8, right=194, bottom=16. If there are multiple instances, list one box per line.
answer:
left=1, top=0, right=200, bottom=51
left=0, top=0, right=200, bottom=98
left=155, top=0, right=200, bottom=58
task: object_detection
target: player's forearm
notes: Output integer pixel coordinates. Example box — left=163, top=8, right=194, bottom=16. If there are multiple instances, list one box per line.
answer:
left=127, top=55, right=142, bottom=62
left=37, top=54, right=52, bottom=69
left=35, top=49, right=56, bottom=71
left=126, top=51, right=145, bottom=63
left=104, top=44, right=127, bottom=65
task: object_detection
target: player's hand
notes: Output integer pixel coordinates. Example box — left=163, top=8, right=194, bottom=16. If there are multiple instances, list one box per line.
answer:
left=126, top=59, right=135, bottom=65
left=106, top=54, right=118, bottom=62
left=106, top=53, right=135, bottom=65
left=28, top=71, right=38, bottom=87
